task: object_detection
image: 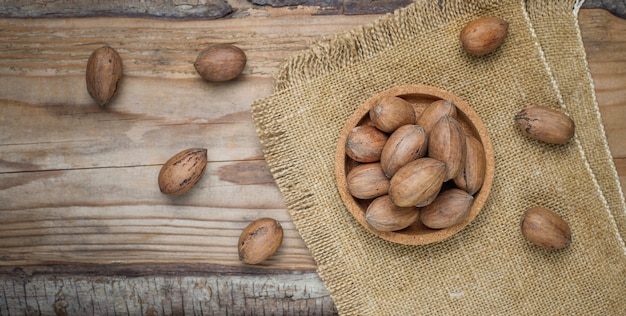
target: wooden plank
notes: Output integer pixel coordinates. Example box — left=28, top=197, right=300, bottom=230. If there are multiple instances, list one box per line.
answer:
left=343, top=0, right=413, bottom=15
left=246, top=0, right=417, bottom=15
left=0, top=76, right=272, bottom=172
left=579, top=8, right=626, bottom=193
left=0, top=10, right=380, bottom=274
left=0, top=11, right=381, bottom=270
left=1, top=266, right=337, bottom=315
left=2, top=0, right=624, bottom=19
left=0, top=0, right=233, bottom=19
left=581, top=0, right=626, bottom=19
left=0, top=14, right=362, bottom=77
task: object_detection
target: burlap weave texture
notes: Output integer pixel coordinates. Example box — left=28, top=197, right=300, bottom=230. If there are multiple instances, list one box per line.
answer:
left=527, top=0, right=626, bottom=248
left=252, top=0, right=626, bottom=314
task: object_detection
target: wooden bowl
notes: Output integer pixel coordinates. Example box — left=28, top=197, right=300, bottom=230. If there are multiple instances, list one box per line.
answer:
left=335, top=85, right=494, bottom=245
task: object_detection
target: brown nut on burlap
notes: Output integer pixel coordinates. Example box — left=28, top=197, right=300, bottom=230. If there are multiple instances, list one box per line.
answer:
left=251, top=0, right=626, bottom=315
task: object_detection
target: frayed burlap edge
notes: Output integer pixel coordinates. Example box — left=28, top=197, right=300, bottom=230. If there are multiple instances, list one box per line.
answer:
left=273, top=0, right=505, bottom=92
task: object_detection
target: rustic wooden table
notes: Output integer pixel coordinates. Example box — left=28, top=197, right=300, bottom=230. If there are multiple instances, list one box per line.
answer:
left=1, top=1, right=624, bottom=314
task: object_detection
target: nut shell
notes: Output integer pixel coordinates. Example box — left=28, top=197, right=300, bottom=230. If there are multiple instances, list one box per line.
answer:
left=415, top=189, right=439, bottom=208
left=346, top=162, right=390, bottom=200
left=416, top=99, right=457, bottom=134
left=515, top=106, right=575, bottom=144
left=453, top=136, right=486, bottom=195
left=158, top=148, right=208, bottom=196
left=389, top=158, right=446, bottom=207
left=380, top=125, right=428, bottom=178
left=366, top=195, right=419, bottom=232
left=520, top=207, right=571, bottom=250
left=369, top=96, right=416, bottom=133
left=428, top=115, right=467, bottom=181
left=345, top=125, right=388, bottom=163
left=420, top=189, right=474, bottom=229
left=194, top=44, right=247, bottom=82
left=86, top=46, right=123, bottom=106
left=238, top=218, right=284, bottom=264
left=460, top=16, right=509, bottom=56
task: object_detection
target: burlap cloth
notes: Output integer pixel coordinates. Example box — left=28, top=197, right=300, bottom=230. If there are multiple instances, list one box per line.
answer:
left=251, top=0, right=626, bottom=314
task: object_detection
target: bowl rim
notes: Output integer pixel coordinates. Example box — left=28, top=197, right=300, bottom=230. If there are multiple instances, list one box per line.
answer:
left=334, top=84, right=495, bottom=245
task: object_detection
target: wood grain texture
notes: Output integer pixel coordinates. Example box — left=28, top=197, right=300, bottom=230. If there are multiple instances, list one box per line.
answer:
left=581, top=0, right=626, bottom=19
left=0, top=10, right=381, bottom=270
left=0, top=0, right=233, bottom=19
left=0, top=6, right=624, bottom=315
left=579, top=9, right=626, bottom=193
left=2, top=0, right=624, bottom=18
left=1, top=266, right=337, bottom=315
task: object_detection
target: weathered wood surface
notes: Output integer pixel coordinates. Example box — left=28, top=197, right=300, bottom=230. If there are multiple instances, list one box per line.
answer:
left=582, top=0, right=626, bottom=19
left=0, top=0, right=414, bottom=18
left=579, top=9, right=626, bottom=189
left=0, top=7, right=376, bottom=268
left=2, top=0, right=625, bottom=18
left=0, top=0, right=234, bottom=19
left=2, top=266, right=336, bottom=315
left=0, top=5, right=624, bottom=316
